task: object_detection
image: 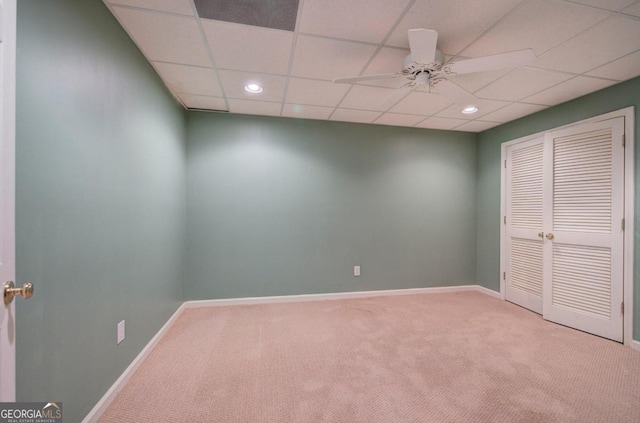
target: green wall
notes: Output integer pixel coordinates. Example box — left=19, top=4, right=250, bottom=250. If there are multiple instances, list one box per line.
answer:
left=15, top=1, right=186, bottom=421
left=186, top=112, right=478, bottom=299
left=476, top=76, right=640, bottom=340
left=14, top=0, right=640, bottom=419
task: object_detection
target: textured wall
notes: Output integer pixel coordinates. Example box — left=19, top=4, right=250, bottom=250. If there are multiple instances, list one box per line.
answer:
left=186, top=112, right=478, bottom=300
left=476, top=76, right=640, bottom=340
left=15, top=1, right=186, bottom=421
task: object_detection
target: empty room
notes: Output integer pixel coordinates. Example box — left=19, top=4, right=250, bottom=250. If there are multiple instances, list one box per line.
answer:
left=1, top=0, right=640, bottom=422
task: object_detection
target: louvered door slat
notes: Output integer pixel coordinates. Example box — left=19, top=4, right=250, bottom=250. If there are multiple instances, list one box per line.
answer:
left=510, top=238, right=543, bottom=297
left=511, top=142, right=543, bottom=229
left=552, top=244, right=611, bottom=319
left=553, top=127, right=613, bottom=234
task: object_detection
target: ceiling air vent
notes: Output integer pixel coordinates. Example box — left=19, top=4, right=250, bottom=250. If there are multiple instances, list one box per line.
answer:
left=194, top=0, right=300, bottom=32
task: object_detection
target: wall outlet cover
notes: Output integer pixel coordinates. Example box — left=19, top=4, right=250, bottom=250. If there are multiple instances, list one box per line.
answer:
left=354, top=265, right=361, bottom=276
left=117, top=320, right=125, bottom=345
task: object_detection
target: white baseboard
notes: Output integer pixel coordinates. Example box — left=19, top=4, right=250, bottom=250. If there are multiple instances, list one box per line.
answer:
left=81, top=303, right=186, bottom=423
left=631, top=340, right=640, bottom=353
left=474, top=285, right=501, bottom=299
left=185, top=284, right=496, bottom=308
left=81, top=284, right=501, bottom=421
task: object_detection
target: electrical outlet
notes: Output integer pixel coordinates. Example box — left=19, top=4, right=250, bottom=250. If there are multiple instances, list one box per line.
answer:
left=354, top=265, right=361, bottom=276
left=117, top=320, right=125, bottom=345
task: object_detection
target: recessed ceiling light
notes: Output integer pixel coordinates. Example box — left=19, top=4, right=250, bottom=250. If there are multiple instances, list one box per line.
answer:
left=462, top=106, right=478, bottom=114
left=244, top=83, right=263, bottom=94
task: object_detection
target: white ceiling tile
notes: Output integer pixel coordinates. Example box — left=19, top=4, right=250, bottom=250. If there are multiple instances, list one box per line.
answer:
left=179, top=94, right=227, bottom=110
left=357, top=47, right=410, bottom=89
left=299, top=0, right=411, bottom=44
left=285, top=78, right=350, bottom=107
left=363, top=47, right=409, bottom=74
left=523, top=75, right=616, bottom=105
left=622, top=2, right=640, bottom=16
left=227, top=99, right=282, bottom=116
left=201, top=21, right=293, bottom=75
left=415, top=117, right=468, bottom=130
left=330, top=109, right=381, bottom=124
left=107, top=0, right=194, bottom=15
left=105, top=0, right=640, bottom=128
left=532, top=17, right=640, bottom=73
left=386, top=0, right=522, bottom=55
left=282, top=104, right=334, bottom=120
left=479, top=102, right=547, bottom=122
left=112, top=6, right=210, bottom=66
left=475, top=68, right=573, bottom=101
left=455, top=120, right=503, bottom=132
left=586, top=50, right=640, bottom=80
left=339, top=85, right=397, bottom=111
left=374, top=113, right=426, bottom=127
left=569, top=0, right=636, bottom=11
left=435, top=97, right=511, bottom=119
left=153, top=62, right=223, bottom=96
left=446, top=68, right=511, bottom=93
left=389, top=91, right=453, bottom=116
left=291, top=35, right=377, bottom=81
left=218, top=70, right=286, bottom=102
left=462, top=0, right=608, bottom=57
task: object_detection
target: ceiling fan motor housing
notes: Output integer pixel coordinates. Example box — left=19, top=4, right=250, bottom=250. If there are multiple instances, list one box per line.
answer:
left=403, top=49, right=445, bottom=75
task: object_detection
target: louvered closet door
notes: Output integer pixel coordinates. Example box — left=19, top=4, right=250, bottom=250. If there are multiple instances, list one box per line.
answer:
left=542, top=118, right=624, bottom=342
left=505, top=137, right=545, bottom=314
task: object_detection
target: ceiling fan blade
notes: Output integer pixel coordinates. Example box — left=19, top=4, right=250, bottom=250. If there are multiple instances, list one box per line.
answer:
left=380, top=85, right=414, bottom=110
left=431, top=79, right=477, bottom=106
left=408, top=29, right=438, bottom=64
left=333, top=73, right=402, bottom=84
left=446, top=49, right=535, bottom=75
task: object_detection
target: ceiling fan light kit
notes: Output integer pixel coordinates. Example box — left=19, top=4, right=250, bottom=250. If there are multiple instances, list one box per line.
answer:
left=333, top=28, right=535, bottom=115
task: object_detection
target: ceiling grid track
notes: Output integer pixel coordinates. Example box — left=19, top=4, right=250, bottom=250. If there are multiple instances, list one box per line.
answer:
left=279, top=0, right=308, bottom=117
left=101, top=0, right=640, bottom=131
left=328, top=0, right=419, bottom=121
left=188, top=0, right=230, bottom=112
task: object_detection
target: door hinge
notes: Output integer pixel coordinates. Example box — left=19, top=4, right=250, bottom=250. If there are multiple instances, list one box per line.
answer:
left=621, top=302, right=624, bottom=315
left=504, top=215, right=506, bottom=225
left=504, top=159, right=506, bottom=168
left=622, top=134, right=625, bottom=147
left=503, top=271, right=506, bottom=280
left=622, top=218, right=625, bottom=231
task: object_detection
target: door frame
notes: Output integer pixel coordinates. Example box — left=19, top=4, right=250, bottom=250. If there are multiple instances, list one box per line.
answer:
left=499, top=106, right=635, bottom=346
left=0, top=0, right=17, bottom=401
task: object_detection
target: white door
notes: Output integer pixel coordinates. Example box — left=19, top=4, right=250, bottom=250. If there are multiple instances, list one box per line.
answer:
left=505, top=137, right=545, bottom=314
left=542, top=118, right=625, bottom=342
left=0, top=0, right=17, bottom=401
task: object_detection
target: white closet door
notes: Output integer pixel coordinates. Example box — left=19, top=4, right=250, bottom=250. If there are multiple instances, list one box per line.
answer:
left=505, top=137, right=544, bottom=314
left=542, top=118, right=624, bottom=342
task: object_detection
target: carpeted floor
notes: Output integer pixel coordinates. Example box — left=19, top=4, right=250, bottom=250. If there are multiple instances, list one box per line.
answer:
left=99, top=291, right=640, bottom=422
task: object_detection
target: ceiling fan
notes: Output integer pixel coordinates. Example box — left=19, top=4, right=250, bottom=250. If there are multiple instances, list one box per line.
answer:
left=333, top=29, right=536, bottom=111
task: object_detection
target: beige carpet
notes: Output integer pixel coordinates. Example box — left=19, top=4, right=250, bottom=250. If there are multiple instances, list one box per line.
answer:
left=99, top=291, right=640, bottom=422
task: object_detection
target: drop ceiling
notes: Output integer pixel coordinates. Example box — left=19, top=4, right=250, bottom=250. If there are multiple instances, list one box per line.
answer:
left=103, top=0, right=640, bottom=132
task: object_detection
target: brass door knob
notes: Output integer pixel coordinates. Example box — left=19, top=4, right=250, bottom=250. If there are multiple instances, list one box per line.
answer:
left=545, top=233, right=554, bottom=240
left=3, top=281, right=34, bottom=305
